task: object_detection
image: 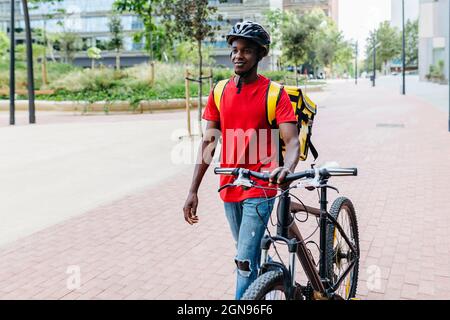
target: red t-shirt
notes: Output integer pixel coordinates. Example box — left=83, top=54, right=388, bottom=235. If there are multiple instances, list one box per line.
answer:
left=203, top=75, right=297, bottom=202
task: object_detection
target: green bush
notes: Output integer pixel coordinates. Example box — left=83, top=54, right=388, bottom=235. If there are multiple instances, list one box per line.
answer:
left=0, top=60, right=322, bottom=102
left=261, top=70, right=287, bottom=81
left=213, top=68, right=233, bottom=82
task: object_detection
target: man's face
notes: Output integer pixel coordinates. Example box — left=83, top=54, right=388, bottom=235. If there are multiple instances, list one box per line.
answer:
left=230, top=38, right=260, bottom=75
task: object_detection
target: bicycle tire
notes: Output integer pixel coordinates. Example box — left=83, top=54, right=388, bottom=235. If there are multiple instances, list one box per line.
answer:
left=326, top=197, right=359, bottom=299
left=241, top=270, right=287, bottom=300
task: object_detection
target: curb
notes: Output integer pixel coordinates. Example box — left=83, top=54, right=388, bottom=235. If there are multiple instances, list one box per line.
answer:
left=0, top=97, right=209, bottom=113
left=0, top=85, right=325, bottom=113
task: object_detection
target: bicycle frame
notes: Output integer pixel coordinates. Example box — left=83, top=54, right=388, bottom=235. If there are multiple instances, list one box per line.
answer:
left=259, top=181, right=359, bottom=300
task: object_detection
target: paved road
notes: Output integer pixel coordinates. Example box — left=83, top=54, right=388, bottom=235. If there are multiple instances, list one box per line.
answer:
left=0, top=112, right=192, bottom=245
left=0, top=79, right=449, bottom=300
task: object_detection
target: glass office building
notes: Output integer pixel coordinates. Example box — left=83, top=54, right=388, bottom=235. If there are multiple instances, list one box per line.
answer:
left=0, top=0, right=144, bottom=51
left=0, top=0, right=310, bottom=69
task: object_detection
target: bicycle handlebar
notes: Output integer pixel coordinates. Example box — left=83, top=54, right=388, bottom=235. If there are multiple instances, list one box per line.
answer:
left=213, top=167, right=357, bottom=183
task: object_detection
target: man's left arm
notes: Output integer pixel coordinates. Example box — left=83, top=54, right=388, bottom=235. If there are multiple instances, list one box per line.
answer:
left=269, top=122, right=300, bottom=185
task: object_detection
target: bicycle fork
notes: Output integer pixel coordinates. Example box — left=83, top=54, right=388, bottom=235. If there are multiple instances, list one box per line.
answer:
left=260, top=235, right=298, bottom=294
left=260, top=192, right=298, bottom=289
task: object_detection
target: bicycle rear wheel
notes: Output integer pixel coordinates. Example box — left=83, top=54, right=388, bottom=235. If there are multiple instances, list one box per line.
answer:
left=241, top=270, right=288, bottom=300
left=326, top=197, right=359, bottom=300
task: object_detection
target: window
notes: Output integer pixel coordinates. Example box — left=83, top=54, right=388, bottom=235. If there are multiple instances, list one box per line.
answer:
left=131, top=16, right=144, bottom=30
left=209, top=0, right=243, bottom=5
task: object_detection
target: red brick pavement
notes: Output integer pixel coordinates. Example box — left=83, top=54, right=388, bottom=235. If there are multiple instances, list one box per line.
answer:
left=0, top=81, right=449, bottom=300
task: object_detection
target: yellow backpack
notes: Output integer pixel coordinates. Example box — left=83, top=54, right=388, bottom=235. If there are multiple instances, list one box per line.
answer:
left=213, top=79, right=318, bottom=163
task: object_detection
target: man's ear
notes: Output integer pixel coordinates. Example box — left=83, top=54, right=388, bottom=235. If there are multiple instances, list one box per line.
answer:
left=257, top=51, right=264, bottom=62
left=257, top=48, right=267, bottom=61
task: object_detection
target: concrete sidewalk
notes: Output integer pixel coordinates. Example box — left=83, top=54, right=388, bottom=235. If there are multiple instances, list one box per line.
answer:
left=377, top=75, right=449, bottom=113
left=0, top=112, right=193, bottom=246
left=0, top=80, right=449, bottom=300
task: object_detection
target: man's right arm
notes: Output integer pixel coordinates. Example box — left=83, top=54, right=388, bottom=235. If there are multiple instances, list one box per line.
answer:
left=183, top=120, right=221, bottom=225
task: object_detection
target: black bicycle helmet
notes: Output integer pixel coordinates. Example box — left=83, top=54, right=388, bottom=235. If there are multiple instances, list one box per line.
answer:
left=226, top=21, right=271, bottom=56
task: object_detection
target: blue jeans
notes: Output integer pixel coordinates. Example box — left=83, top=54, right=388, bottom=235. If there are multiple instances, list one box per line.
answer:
left=224, top=198, right=275, bottom=300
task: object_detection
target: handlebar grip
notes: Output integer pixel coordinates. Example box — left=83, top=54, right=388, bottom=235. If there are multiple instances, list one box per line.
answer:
left=214, top=168, right=238, bottom=176
left=325, top=168, right=358, bottom=177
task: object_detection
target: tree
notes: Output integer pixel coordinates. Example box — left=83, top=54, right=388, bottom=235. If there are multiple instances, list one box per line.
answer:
left=263, top=9, right=288, bottom=70
left=31, top=3, right=82, bottom=64
left=114, top=0, right=170, bottom=61
left=333, top=40, right=354, bottom=77
left=15, top=43, right=46, bottom=63
left=365, top=30, right=380, bottom=71
left=315, top=21, right=339, bottom=75
left=27, top=1, right=65, bottom=84
left=87, top=46, right=102, bottom=69
left=175, top=40, right=214, bottom=66
left=405, top=19, right=418, bottom=67
left=0, top=31, right=9, bottom=60
left=281, top=10, right=321, bottom=84
left=168, top=0, right=222, bottom=136
left=365, top=21, right=401, bottom=74
left=57, top=31, right=81, bottom=64
left=115, top=0, right=174, bottom=85
left=108, top=13, right=124, bottom=70
left=132, top=23, right=173, bottom=61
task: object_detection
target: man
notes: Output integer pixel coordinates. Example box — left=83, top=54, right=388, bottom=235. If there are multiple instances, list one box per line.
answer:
left=182, top=21, right=300, bottom=300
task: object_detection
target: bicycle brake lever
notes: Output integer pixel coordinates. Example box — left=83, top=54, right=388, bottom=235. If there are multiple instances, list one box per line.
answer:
left=218, top=184, right=235, bottom=192
left=319, top=184, right=340, bottom=193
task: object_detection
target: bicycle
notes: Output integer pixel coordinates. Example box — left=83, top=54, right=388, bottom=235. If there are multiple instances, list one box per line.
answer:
left=214, top=163, right=359, bottom=300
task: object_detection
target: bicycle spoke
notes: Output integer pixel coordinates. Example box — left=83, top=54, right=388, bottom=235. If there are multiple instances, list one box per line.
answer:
left=265, top=290, right=285, bottom=300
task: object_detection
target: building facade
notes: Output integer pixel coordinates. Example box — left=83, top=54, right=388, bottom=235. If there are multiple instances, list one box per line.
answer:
left=0, top=0, right=145, bottom=50
left=391, top=0, right=419, bottom=30
left=0, top=0, right=333, bottom=69
left=283, top=0, right=338, bottom=24
left=418, top=0, right=449, bottom=81
left=209, top=0, right=283, bottom=69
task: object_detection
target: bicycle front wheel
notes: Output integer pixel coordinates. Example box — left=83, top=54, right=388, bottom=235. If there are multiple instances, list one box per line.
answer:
left=326, top=197, right=360, bottom=300
left=241, top=270, right=288, bottom=300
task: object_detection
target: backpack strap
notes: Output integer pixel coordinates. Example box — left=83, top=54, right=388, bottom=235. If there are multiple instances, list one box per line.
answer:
left=266, top=81, right=284, bottom=126
left=309, top=141, right=319, bottom=161
left=213, top=79, right=230, bottom=112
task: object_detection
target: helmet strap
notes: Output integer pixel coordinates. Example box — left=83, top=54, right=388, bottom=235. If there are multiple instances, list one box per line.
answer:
left=235, top=60, right=259, bottom=94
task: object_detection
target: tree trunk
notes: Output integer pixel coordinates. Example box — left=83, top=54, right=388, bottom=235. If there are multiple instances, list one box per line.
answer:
left=42, top=22, right=48, bottom=85
left=197, top=39, right=203, bottom=137
left=147, top=31, right=154, bottom=84
left=48, top=39, right=56, bottom=62
left=42, top=56, right=47, bottom=86
left=295, top=62, right=299, bottom=87
left=150, top=61, right=155, bottom=86
left=116, top=49, right=120, bottom=70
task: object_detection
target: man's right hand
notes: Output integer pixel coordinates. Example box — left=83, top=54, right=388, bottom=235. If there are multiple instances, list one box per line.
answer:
left=183, top=192, right=199, bottom=225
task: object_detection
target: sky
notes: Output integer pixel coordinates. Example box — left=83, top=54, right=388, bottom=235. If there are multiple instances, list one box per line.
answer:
left=338, top=0, right=391, bottom=58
